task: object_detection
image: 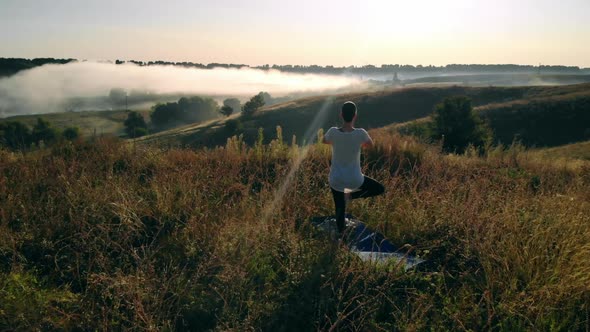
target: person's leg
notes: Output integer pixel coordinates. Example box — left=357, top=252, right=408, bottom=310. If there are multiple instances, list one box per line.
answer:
left=331, top=187, right=346, bottom=233
left=350, top=176, right=385, bottom=200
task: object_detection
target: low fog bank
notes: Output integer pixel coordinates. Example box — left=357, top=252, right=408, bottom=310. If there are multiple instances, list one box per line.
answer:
left=366, top=72, right=590, bottom=86
left=0, top=62, right=360, bottom=117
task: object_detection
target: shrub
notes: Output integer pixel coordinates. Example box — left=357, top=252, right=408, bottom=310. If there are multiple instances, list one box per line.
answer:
left=63, top=127, right=80, bottom=141
left=0, top=121, right=32, bottom=150
left=0, top=272, right=78, bottom=330
left=430, top=96, right=491, bottom=153
left=124, top=111, right=148, bottom=138
left=32, top=117, right=60, bottom=146
left=220, top=105, right=234, bottom=117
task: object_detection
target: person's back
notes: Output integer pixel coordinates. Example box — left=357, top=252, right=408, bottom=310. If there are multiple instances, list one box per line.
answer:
left=323, top=101, right=384, bottom=234
left=324, top=127, right=369, bottom=193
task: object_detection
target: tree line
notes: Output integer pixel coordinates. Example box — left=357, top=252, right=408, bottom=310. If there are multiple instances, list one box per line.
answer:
left=0, top=58, right=75, bottom=77
left=0, top=118, right=79, bottom=150
left=0, top=91, right=269, bottom=150
left=124, top=92, right=267, bottom=138
left=2, top=57, right=588, bottom=78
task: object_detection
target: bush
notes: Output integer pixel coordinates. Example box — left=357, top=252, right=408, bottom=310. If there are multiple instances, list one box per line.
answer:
left=32, top=118, right=60, bottom=146
left=430, top=96, right=491, bottom=153
left=63, top=127, right=80, bottom=141
left=0, top=121, right=32, bottom=150
left=124, top=111, right=148, bottom=138
left=0, top=272, right=78, bottom=330
left=220, top=105, right=234, bottom=117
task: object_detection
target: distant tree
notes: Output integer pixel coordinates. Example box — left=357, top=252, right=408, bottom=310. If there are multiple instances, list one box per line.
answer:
left=109, top=88, right=127, bottom=107
left=63, top=127, right=80, bottom=141
left=0, top=121, right=32, bottom=150
left=242, top=92, right=266, bottom=116
left=223, top=98, right=241, bottom=113
left=150, top=102, right=179, bottom=130
left=260, top=92, right=273, bottom=105
left=124, top=111, right=148, bottom=138
left=220, top=105, right=234, bottom=117
left=173, top=96, right=219, bottom=125
left=150, top=96, right=220, bottom=131
left=32, top=118, right=59, bottom=146
left=430, top=96, right=491, bottom=153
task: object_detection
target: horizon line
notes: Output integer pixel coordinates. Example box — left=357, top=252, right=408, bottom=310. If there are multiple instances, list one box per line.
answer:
left=3, top=57, right=590, bottom=70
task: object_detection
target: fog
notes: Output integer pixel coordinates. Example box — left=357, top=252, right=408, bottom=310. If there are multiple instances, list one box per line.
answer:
left=0, top=61, right=360, bottom=117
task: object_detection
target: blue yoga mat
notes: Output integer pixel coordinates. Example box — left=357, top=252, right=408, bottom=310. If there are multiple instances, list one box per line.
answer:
left=311, top=216, right=424, bottom=269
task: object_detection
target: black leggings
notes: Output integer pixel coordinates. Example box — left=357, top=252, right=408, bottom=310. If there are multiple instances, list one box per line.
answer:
left=331, top=176, right=385, bottom=232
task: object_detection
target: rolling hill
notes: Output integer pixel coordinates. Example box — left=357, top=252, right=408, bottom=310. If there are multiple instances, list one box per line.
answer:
left=529, top=140, right=590, bottom=161
left=0, top=109, right=150, bottom=137
left=136, top=83, right=590, bottom=149
left=392, top=84, right=590, bottom=148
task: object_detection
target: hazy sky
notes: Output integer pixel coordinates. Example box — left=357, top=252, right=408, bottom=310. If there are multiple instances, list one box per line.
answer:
left=1, top=0, right=589, bottom=67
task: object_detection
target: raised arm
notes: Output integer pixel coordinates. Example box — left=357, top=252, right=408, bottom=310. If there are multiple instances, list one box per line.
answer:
left=322, top=128, right=333, bottom=145
left=362, top=130, right=373, bottom=148
left=362, top=136, right=374, bottom=148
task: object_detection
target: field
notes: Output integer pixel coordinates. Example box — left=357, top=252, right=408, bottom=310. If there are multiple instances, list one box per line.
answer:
left=0, top=109, right=151, bottom=137
left=1, top=81, right=590, bottom=330
left=134, top=83, right=590, bottom=149
left=529, top=141, right=590, bottom=161
left=1, top=128, right=589, bottom=330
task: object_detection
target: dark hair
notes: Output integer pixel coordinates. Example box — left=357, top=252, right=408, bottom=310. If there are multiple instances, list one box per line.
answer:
left=341, top=101, right=357, bottom=122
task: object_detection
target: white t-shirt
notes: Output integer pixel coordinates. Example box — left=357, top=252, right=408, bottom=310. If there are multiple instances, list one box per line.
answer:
left=324, top=127, right=371, bottom=192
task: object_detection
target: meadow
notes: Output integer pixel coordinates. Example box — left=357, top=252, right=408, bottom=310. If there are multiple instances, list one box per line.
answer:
left=0, top=109, right=151, bottom=137
left=135, top=83, right=590, bottom=150
left=1, top=128, right=589, bottom=331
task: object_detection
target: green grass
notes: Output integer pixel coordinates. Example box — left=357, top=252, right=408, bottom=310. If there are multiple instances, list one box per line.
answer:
left=0, top=109, right=150, bottom=137
left=1, top=130, right=589, bottom=330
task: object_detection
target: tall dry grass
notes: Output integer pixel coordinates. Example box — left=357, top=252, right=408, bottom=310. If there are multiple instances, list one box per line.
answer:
left=0, top=129, right=589, bottom=331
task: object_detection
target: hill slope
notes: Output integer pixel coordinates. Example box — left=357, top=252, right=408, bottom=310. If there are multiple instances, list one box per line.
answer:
left=529, top=140, right=590, bottom=161
left=137, top=83, right=590, bottom=148
left=0, top=109, right=151, bottom=137
left=392, top=84, right=590, bottom=148
left=2, top=131, right=589, bottom=330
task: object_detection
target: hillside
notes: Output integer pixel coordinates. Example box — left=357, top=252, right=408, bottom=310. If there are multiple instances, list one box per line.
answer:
left=136, top=83, right=590, bottom=148
left=479, top=92, right=590, bottom=147
left=2, top=131, right=589, bottom=330
left=392, top=84, right=590, bottom=148
left=0, top=109, right=150, bottom=137
left=529, top=140, right=590, bottom=161
left=402, top=73, right=590, bottom=86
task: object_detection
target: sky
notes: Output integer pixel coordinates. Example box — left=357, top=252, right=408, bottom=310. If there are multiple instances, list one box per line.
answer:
left=1, top=0, right=589, bottom=67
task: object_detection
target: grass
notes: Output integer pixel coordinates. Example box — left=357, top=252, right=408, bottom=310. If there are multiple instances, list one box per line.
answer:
left=529, top=141, right=590, bottom=161
left=1, top=128, right=589, bottom=330
left=135, top=83, right=590, bottom=149
left=393, top=84, right=590, bottom=149
left=0, top=109, right=151, bottom=137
